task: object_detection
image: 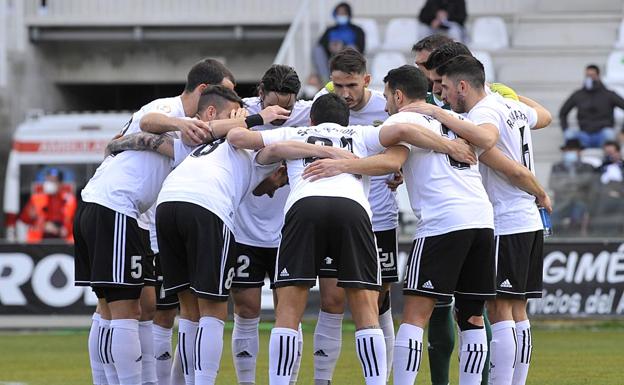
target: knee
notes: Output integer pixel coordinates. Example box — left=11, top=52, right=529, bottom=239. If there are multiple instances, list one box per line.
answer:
left=455, top=298, right=485, bottom=331
left=486, top=299, right=513, bottom=323
left=320, top=290, right=346, bottom=314
left=153, top=309, right=177, bottom=329
left=235, top=301, right=261, bottom=319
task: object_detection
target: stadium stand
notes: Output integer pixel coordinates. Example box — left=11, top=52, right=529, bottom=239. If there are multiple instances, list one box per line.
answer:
left=469, top=17, right=509, bottom=51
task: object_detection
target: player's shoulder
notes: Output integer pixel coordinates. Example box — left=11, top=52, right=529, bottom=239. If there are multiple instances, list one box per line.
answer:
left=384, top=111, right=437, bottom=126
left=243, top=97, right=262, bottom=114
left=142, top=96, right=183, bottom=116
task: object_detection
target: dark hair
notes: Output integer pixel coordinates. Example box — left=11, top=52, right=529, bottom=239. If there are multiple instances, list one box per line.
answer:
left=412, top=34, right=454, bottom=53
left=258, top=65, right=301, bottom=95
left=423, top=42, right=471, bottom=71
left=333, top=2, right=352, bottom=17
left=383, top=65, right=429, bottom=100
left=604, top=140, right=621, bottom=151
left=185, top=58, right=236, bottom=92
left=586, top=64, right=600, bottom=75
left=329, top=47, right=367, bottom=75
left=310, top=93, right=350, bottom=126
left=45, top=168, right=64, bottom=182
left=436, top=55, right=485, bottom=89
left=197, top=85, right=243, bottom=113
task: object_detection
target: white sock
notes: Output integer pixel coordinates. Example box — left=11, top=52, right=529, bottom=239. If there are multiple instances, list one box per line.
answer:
left=194, top=317, right=224, bottom=385
left=511, top=320, right=532, bottom=385
left=110, top=319, right=142, bottom=385
left=458, top=328, right=488, bottom=385
left=232, top=314, right=260, bottom=385
left=153, top=325, right=173, bottom=385
left=490, top=320, right=517, bottom=385
left=289, top=323, right=304, bottom=385
left=269, top=327, right=298, bottom=385
left=313, top=311, right=343, bottom=382
left=392, top=323, right=423, bottom=385
left=355, top=328, right=387, bottom=385
left=139, top=321, right=158, bottom=385
left=170, top=344, right=186, bottom=385
left=99, top=318, right=119, bottom=385
left=89, top=313, right=108, bottom=385
left=177, top=319, right=198, bottom=385
left=379, top=309, right=395, bottom=382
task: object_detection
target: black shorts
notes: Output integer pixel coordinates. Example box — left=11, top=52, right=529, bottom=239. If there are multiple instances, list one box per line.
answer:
left=74, top=202, right=151, bottom=288
left=231, top=243, right=278, bottom=288
left=275, top=196, right=381, bottom=291
left=495, top=230, right=544, bottom=299
left=318, top=228, right=399, bottom=283
left=154, top=253, right=180, bottom=310
left=156, top=201, right=237, bottom=302
left=404, top=228, right=496, bottom=300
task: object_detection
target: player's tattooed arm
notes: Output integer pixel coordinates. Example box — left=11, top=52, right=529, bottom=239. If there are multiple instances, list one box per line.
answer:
left=257, top=141, right=356, bottom=165
left=105, top=132, right=174, bottom=159
left=479, top=146, right=552, bottom=212
left=380, top=123, right=477, bottom=165
left=303, top=145, right=409, bottom=181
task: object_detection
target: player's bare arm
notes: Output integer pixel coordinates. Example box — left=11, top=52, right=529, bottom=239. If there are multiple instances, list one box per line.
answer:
left=256, top=140, right=357, bottom=165
left=517, top=95, right=553, bottom=129
left=105, top=131, right=174, bottom=158
left=380, top=122, right=477, bottom=165
left=479, top=146, right=552, bottom=212
left=398, top=102, right=499, bottom=150
left=226, top=127, right=265, bottom=150
left=303, top=145, right=409, bottom=181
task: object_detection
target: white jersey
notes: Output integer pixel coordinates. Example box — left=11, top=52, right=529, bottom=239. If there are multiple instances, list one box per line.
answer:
left=315, top=88, right=398, bottom=231
left=469, top=94, right=542, bottom=236
left=234, top=97, right=313, bottom=247
left=261, top=122, right=388, bottom=217
left=137, top=205, right=158, bottom=253
left=384, top=111, right=494, bottom=239
left=81, top=96, right=184, bottom=219
left=157, top=139, right=278, bottom=232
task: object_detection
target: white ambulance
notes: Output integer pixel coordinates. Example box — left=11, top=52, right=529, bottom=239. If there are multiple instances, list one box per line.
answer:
left=3, top=111, right=131, bottom=242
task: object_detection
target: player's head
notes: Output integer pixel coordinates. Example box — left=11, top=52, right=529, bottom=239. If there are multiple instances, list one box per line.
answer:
left=411, top=34, right=453, bottom=84
left=329, top=48, right=371, bottom=110
left=258, top=64, right=301, bottom=126
left=423, top=42, right=472, bottom=97
left=253, top=164, right=288, bottom=198
left=196, top=85, right=243, bottom=121
left=184, top=58, right=236, bottom=94
left=383, top=65, right=429, bottom=115
left=437, top=55, right=485, bottom=114
left=310, top=93, right=350, bottom=126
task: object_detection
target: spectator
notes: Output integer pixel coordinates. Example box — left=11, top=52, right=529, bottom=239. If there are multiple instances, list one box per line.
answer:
left=418, top=0, right=467, bottom=42
left=313, top=2, right=365, bottom=81
left=300, top=73, right=323, bottom=100
left=18, top=168, right=77, bottom=243
left=559, top=64, right=624, bottom=148
left=549, top=139, right=596, bottom=236
left=599, top=140, right=624, bottom=184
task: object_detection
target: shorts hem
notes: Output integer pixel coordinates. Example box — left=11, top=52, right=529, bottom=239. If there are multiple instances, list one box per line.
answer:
left=231, top=281, right=266, bottom=288
left=273, top=279, right=316, bottom=288
left=496, top=290, right=543, bottom=299
left=403, top=288, right=453, bottom=300
left=163, top=282, right=191, bottom=295
left=454, top=290, right=496, bottom=299
left=156, top=303, right=180, bottom=310
left=189, top=287, right=230, bottom=302
left=90, top=281, right=145, bottom=287
left=381, top=276, right=399, bottom=283
left=337, top=281, right=382, bottom=291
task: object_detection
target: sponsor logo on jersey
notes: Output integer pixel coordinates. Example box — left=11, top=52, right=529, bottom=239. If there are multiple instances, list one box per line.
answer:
left=324, top=257, right=333, bottom=265
left=280, top=268, right=289, bottom=277
left=422, top=280, right=434, bottom=289
left=500, top=279, right=513, bottom=288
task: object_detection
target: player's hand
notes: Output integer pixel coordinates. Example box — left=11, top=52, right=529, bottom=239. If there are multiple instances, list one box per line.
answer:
left=178, top=119, right=211, bottom=145
left=259, top=105, right=291, bottom=124
left=302, top=159, right=347, bottom=181
left=537, top=193, right=553, bottom=214
left=386, top=171, right=403, bottom=191
left=448, top=138, right=477, bottom=165
left=230, top=107, right=249, bottom=119
left=399, top=101, right=438, bottom=117
left=325, top=147, right=359, bottom=160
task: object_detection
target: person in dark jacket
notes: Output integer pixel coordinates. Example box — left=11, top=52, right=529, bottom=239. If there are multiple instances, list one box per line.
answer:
left=313, top=2, right=365, bottom=81
left=559, top=64, right=624, bottom=148
left=418, top=0, right=467, bottom=42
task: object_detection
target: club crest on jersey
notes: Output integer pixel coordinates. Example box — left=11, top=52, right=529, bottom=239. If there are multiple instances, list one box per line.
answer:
left=157, top=104, right=172, bottom=113
left=324, top=257, right=333, bottom=265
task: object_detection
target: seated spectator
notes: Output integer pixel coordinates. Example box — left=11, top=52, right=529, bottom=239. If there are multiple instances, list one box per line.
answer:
left=549, top=139, right=597, bottom=236
left=18, top=168, right=76, bottom=243
left=559, top=64, right=624, bottom=148
left=418, top=0, right=467, bottom=42
left=599, top=140, right=624, bottom=184
left=313, top=2, right=365, bottom=81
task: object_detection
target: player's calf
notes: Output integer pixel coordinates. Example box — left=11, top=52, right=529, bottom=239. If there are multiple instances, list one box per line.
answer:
left=455, top=298, right=488, bottom=385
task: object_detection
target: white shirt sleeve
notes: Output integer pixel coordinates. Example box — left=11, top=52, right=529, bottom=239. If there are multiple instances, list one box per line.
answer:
left=469, top=105, right=500, bottom=131
left=260, top=127, right=293, bottom=146
left=522, top=104, right=539, bottom=129
left=172, top=139, right=196, bottom=168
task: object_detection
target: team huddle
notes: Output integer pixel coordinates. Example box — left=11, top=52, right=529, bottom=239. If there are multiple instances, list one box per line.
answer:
left=74, top=34, right=553, bottom=385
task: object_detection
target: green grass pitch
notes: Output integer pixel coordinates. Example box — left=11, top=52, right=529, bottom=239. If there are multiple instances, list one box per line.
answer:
left=0, top=321, right=622, bottom=385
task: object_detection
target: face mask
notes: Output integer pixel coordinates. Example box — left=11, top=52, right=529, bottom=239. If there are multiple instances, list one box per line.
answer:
left=563, top=151, right=578, bottom=163
left=43, top=180, right=59, bottom=194
left=584, top=77, right=593, bottom=90
left=335, top=15, right=349, bottom=25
